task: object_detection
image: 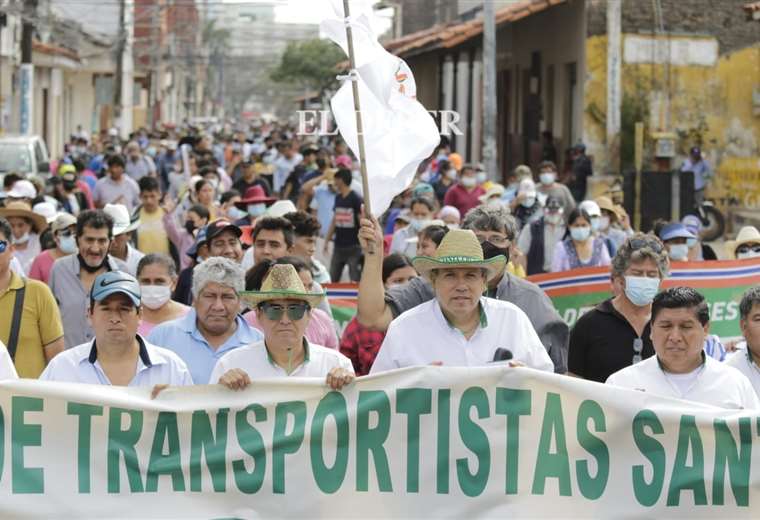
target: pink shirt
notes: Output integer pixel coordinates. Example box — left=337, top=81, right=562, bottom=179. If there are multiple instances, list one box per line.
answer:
left=243, top=307, right=339, bottom=350
left=28, top=249, right=58, bottom=284
left=138, top=306, right=192, bottom=337
left=443, top=183, right=485, bottom=218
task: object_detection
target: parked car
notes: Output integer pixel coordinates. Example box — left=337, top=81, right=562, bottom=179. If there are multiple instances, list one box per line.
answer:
left=0, top=135, right=51, bottom=178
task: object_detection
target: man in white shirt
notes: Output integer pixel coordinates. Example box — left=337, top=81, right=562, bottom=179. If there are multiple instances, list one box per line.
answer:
left=103, top=203, right=144, bottom=275
left=607, top=287, right=759, bottom=409
left=41, top=270, right=193, bottom=387
left=726, top=287, right=760, bottom=397
left=209, top=264, right=353, bottom=389
left=371, top=229, right=554, bottom=373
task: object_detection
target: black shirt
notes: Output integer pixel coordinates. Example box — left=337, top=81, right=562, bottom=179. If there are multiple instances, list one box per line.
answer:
left=568, top=298, right=655, bottom=383
left=333, top=190, right=362, bottom=248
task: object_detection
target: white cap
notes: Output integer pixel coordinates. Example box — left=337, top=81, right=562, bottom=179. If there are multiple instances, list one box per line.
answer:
left=7, top=180, right=37, bottom=199
left=32, top=202, right=58, bottom=224
left=265, top=200, right=297, bottom=218
left=103, top=203, right=139, bottom=235
left=579, top=200, right=602, bottom=218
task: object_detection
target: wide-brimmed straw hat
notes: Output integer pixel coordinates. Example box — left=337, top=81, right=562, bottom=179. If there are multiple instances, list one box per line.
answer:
left=239, top=264, right=325, bottom=309
left=412, top=229, right=506, bottom=282
left=726, top=226, right=760, bottom=259
left=0, top=201, right=48, bottom=233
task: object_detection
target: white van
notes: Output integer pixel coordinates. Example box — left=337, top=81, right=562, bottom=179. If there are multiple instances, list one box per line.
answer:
left=0, top=135, right=51, bottom=177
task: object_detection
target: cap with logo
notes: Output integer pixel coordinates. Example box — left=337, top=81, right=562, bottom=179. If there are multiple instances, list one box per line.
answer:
left=205, top=219, right=242, bottom=242
left=90, top=271, right=141, bottom=306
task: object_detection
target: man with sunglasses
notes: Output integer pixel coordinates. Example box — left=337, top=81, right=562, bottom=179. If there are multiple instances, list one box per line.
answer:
left=568, top=233, right=669, bottom=383
left=210, top=264, right=354, bottom=389
left=148, top=256, right=263, bottom=385
left=0, top=218, right=64, bottom=378
left=607, top=287, right=759, bottom=409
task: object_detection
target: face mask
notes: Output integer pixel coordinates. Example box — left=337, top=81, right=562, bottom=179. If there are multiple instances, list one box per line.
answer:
left=737, top=251, right=760, bottom=260
left=486, top=198, right=503, bottom=210
left=668, top=244, right=689, bottom=261
left=445, top=169, right=458, bottom=180
left=77, top=253, right=107, bottom=274
left=570, top=226, right=591, bottom=242
left=520, top=196, right=535, bottom=208
left=539, top=172, right=556, bottom=185
left=13, top=233, right=30, bottom=245
left=461, top=176, right=476, bottom=188
left=58, top=235, right=77, bottom=254
left=476, top=172, right=487, bottom=184
left=599, top=215, right=611, bottom=231
left=624, top=275, right=660, bottom=307
left=248, top=203, right=267, bottom=217
left=545, top=212, right=563, bottom=225
left=590, top=217, right=601, bottom=232
left=63, top=180, right=77, bottom=191
left=227, top=207, right=247, bottom=220
left=502, top=184, right=518, bottom=203
left=184, top=220, right=196, bottom=235
left=141, top=285, right=172, bottom=310
left=686, top=237, right=697, bottom=248
left=480, top=240, right=510, bottom=264
left=409, top=218, right=430, bottom=232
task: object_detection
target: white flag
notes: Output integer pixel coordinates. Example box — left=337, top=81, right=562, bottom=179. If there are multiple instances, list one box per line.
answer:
left=321, top=3, right=440, bottom=217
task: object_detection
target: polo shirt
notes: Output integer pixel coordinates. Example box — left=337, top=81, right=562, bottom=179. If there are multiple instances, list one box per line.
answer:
left=606, top=355, right=760, bottom=410
left=40, top=336, right=193, bottom=386
left=370, top=297, right=554, bottom=373
left=726, top=350, right=760, bottom=398
left=147, top=309, right=263, bottom=385
left=568, top=298, right=655, bottom=383
left=49, top=254, right=129, bottom=349
left=209, top=339, right=353, bottom=384
left=0, top=342, right=18, bottom=380
left=0, top=272, right=63, bottom=378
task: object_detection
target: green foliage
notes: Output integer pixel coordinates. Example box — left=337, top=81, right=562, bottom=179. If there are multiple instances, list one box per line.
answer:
left=270, top=38, right=345, bottom=94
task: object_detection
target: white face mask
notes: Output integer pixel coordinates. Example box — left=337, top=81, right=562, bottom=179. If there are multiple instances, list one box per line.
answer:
left=570, top=226, right=591, bottom=242
left=227, top=207, right=247, bottom=220
left=521, top=196, right=536, bottom=208
left=13, top=232, right=30, bottom=245
left=140, top=285, right=172, bottom=310
left=737, top=251, right=760, bottom=259
left=539, top=172, right=556, bottom=185
left=545, top=212, right=563, bottom=225
left=599, top=215, right=610, bottom=231
left=668, top=244, right=689, bottom=261
left=461, top=176, right=477, bottom=188
left=445, top=169, right=458, bottom=180
left=476, top=172, right=487, bottom=184
left=248, top=203, right=267, bottom=217
left=58, top=235, right=78, bottom=254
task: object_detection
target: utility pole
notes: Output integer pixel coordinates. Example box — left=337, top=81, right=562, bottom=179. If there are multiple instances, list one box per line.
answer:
left=113, top=0, right=133, bottom=139
left=606, top=0, right=622, bottom=174
left=20, top=0, right=38, bottom=135
left=481, top=0, right=497, bottom=180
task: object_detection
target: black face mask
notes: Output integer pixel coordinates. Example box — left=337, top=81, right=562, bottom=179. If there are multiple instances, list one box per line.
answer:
left=184, top=220, right=196, bottom=235
left=63, top=181, right=77, bottom=191
left=480, top=240, right=510, bottom=264
left=77, top=253, right=108, bottom=274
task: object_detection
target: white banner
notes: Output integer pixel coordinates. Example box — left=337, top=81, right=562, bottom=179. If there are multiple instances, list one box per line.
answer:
left=0, top=367, right=758, bottom=518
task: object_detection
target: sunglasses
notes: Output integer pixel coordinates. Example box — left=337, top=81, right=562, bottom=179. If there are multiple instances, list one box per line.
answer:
left=632, top=338, right=643, bottom=364
left=259, top=302, right=309, bottom=321
left=58, top=230, right=74, bottom=238
left=0, top=240, right=6, bottom=254
left=736, top=244, right=760, bottom=255
left=629, top=238, right=664, bottom=253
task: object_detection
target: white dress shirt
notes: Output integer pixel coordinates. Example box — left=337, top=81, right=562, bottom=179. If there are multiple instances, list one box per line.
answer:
left=370, top=297, right=554, bottom=373
left=726, top=349, right=760, bottom=399
left=606, top=355, right=760, bottom=409
left=209, top=339, right=353, bottom=383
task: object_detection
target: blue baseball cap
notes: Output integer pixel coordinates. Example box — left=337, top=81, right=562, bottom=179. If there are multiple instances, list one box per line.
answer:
left=186, top=225, right=209, bottom=259
left=659, top=222, right=696, bottom=242
left=90, top=271, right=141, bottom=306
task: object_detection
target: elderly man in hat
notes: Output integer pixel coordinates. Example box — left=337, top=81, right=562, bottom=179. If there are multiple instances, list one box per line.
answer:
left=103, top=203, right=144, bottom=275
left=210, top=264, right=353, bottom=389
left=41, top=271, right=192, bottom=386
left=148, top=257, right=263, bottom=385
left=370, top=229, right=554, bottom=373
left=0, top=200, right=48, bottom=274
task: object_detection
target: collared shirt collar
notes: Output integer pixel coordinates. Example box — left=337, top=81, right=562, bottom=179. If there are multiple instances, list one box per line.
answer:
left=656, top=350, right=706, bottom=373
left=85, top=335, right=156, bottom=367
left=264, top=337, right=311, bottom=367
left=5, top=270, right=24, bottom=292
left=437, top=297, right=488, bottom=332
left=183, top=308, right=259, bottom=345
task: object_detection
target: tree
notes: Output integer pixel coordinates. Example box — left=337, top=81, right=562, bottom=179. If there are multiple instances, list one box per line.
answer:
left=270, top=38, right=345, bottom=96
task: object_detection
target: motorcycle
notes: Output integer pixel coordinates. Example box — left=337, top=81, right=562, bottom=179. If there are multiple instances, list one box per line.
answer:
left=693, top=199, right=726, bottom=242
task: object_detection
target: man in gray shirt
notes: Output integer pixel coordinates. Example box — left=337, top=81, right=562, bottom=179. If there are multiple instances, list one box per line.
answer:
left=49, top=210, right=129, bottom=348
left=357, top=205, right=569, bottom=373
left=93, top=155, right=140, bottom=211
left=124, top=141, right=157, bottom=181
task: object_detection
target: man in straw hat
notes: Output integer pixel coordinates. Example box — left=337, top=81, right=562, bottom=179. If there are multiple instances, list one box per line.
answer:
left=726, top=226, right=760, bottom=260
left=0, top=200, right=48, bottom=274
left=209, top=264, right=354, bottom=389
left=370, top=229, right=554, bottom=373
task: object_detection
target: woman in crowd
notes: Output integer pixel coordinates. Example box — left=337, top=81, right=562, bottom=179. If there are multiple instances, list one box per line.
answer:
left=136, top=253, right=191, bottom=336
left=194, top=179, right=218, bottom=221
left=162, top=200, right=210, bottom=270
left=551, top=207, right=611, bottom=272
left=244, top=256, right=339, bottom=349
left=29, top=213, right=78, bottom=284
left=340, top=253, right=419, bottom=376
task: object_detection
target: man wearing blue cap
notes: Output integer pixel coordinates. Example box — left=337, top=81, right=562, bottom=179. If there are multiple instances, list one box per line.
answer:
left=40, top=271, right=193, bottom=386
left=658, top=222, right=696, bottom=262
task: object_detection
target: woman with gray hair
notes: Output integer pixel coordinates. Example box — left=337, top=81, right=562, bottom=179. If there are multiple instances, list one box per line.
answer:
left=148, top=256, right=263, bottom=384
left=568, top=233, right=669, bottom=383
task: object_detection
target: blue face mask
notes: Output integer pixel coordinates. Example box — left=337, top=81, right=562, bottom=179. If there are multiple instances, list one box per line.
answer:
left=247, top=203, right=267, bottom=217
left=570, top=226, right=591, bottom=242
left=624, top=275, right=660, bottom=306
left=58, top=235, right=78, bottom=255
left=227, top=207, right=247, bottom=220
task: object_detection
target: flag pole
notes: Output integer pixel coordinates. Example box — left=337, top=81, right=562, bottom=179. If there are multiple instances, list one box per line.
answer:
left=342, top=0, right=372, bottom=217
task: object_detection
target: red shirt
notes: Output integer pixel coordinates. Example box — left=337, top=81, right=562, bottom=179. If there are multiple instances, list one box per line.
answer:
left=339, top=317, right=385, bottom=376
left=443, top=183, right=485, bottom=218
